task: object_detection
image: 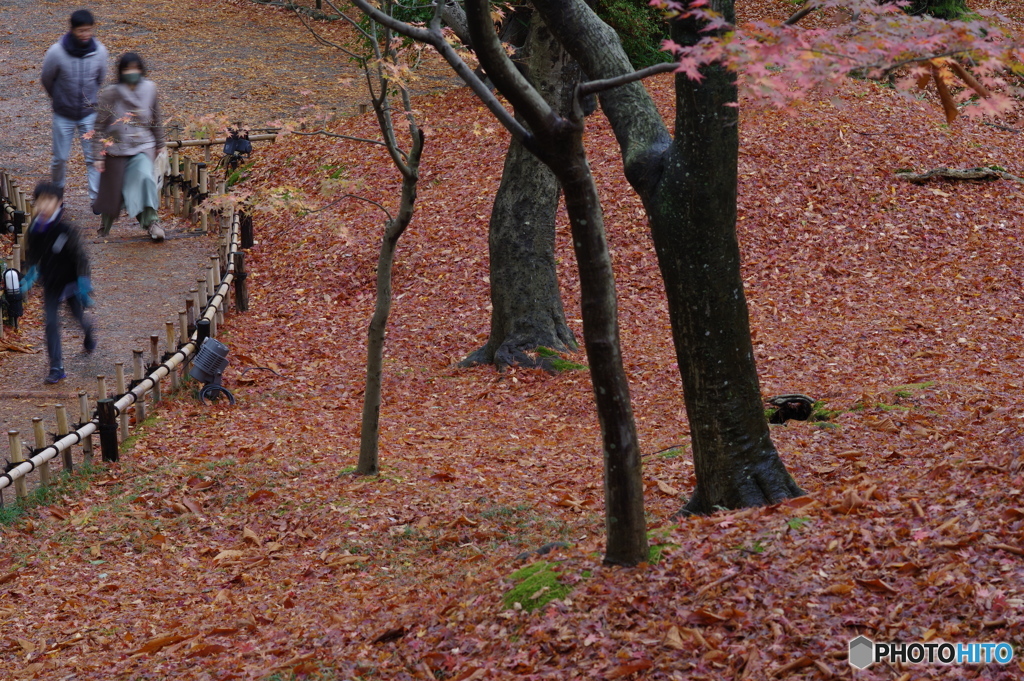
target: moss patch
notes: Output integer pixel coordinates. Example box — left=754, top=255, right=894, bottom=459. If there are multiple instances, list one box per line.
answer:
left=536, top=347, right=588, bottom=372
left=503, top=561, right=574, bottom=611
left=119, top=415, right=161, bottom=455
left=890, top=381, right=935, bottom=399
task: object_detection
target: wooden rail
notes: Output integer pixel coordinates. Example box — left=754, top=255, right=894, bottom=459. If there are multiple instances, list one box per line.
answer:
left=165, top=133, right=278, bottom=149
left=2, top=158, right=252, bottom=501
left=1, top=210, right=245, bottom=495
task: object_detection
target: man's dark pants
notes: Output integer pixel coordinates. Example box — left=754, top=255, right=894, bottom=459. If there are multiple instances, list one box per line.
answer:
left=44, top=287, right=91, bottom=371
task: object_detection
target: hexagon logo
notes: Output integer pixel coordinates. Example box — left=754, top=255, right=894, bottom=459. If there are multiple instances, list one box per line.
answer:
left=849, top=636, right=875, bottom=669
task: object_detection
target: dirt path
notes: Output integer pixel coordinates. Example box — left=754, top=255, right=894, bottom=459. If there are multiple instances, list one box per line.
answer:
left=0, top=0, right=372, bottom=496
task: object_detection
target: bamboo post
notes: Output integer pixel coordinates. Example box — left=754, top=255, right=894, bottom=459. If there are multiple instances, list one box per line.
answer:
left=197, top=278, right=208, bottom=312
left=8, top=431, right=26, bottom=500
left=208, top=265, right=224, bottom=327
left=182, top=157, right=193, bottom=217
left=32, top=418, right=50, bottom=488
left=185, top=293, right=197, bottom=334
left=204, top=142, right=211, bottom=164
left=97, top=399, right=118, bottom=462
left=133, top=350, right=147, bottom=424
left=12, top=244, right=20, bottom=273
left=219, top=229, right=229, bottom=266
left=196, top=318, right=210, bottom=347
left=178, top=309, right=188, bottom=344
left=234, top=251, right=249, bottom=312
left=198, top=163, right=209, bottom=233
left=210, top=310, right=217, bottom=338
left=115, top=362, right=129, bottom=435
left=150, top=334, right=161, bottom=404
left=79, top=392, right=93, bottom=465
left=166, top=321, right=179, bottom=391
left=206, top=264, right=216, bottom=303
left=171, top=147, right=181, bottom=215
left=55, top=405, right=72, bottom=472
left=240, top=211, right=253, bottom=249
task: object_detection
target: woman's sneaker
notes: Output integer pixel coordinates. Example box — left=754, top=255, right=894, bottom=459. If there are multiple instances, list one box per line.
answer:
left=45, top=368, right=67, bottom=384
left=149, top=224, right=166, bottom=242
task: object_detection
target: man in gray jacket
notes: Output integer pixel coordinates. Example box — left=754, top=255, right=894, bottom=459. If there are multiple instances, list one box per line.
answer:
left=41, top=9, right=108, bottom=205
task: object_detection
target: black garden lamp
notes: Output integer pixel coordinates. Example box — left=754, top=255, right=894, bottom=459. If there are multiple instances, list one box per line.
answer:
left=190, top=321, right=236, bottom=404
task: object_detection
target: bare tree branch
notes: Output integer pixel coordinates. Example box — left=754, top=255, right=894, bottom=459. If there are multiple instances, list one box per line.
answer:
left=348, top=0, right=529, bottom=141
left=290, top=129, right=403, bottom=157
left=579, top=62, right=677, bottom=96
left=292, top=4, right=363, bottom=60
left=463, top=0, right=556, bottom=133
left=304, top=193, right=394, bottom=220
left=322, top=0, right=378, bottom=43
left=441, top=0, right=473, bottom=46
left=531, top=0, right=671, bottom=197
left=784, top=2, right=820, bottom=26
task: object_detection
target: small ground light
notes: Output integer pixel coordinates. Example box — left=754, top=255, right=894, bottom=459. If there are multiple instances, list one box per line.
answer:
left=190, top=335, right=235, bottom=404
left=2, top=266, right=23, bottom=330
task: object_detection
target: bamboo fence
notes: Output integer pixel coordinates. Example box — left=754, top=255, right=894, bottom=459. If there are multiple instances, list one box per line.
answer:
left=1, top=140, right=259, bottom=504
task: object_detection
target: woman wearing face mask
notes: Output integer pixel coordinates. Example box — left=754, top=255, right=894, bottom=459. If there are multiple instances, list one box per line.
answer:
left=92, top=52, right=166, bottom=241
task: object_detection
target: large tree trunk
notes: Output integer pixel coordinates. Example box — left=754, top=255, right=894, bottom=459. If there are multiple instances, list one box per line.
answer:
left=457, top=0, right=648, bottom=565
left=462, top=138, right=576, bottom=368
left=552, top=137, right=648, bottom=564
left=649, top=9, right=803, bottom=514
left=463, top=15, right=578, bottom=369
left=531, top=0, right=803, bottom=514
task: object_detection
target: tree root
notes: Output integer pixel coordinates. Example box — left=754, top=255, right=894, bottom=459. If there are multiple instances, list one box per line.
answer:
left=896, top=166, right=1024, bottom=184
left=675, top=460, right=804, bottom=517
left=460, top=337, right=576, bottom=372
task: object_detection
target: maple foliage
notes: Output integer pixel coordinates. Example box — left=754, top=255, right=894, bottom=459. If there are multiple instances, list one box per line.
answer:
left=659, top=0, right=1024, bottom=120
left=4, top=0, right=1024, bottom=678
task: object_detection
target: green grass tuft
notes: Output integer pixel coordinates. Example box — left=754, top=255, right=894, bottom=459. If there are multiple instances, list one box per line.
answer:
left=0, top=462, right=106, bottom=526
left=119, top=415, right=161, bottom=454
left=503, top=561, right=574, bottom=611
left=648, top=544, right=669, bottom=564
left=891, top=381, right=935, bottom=399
